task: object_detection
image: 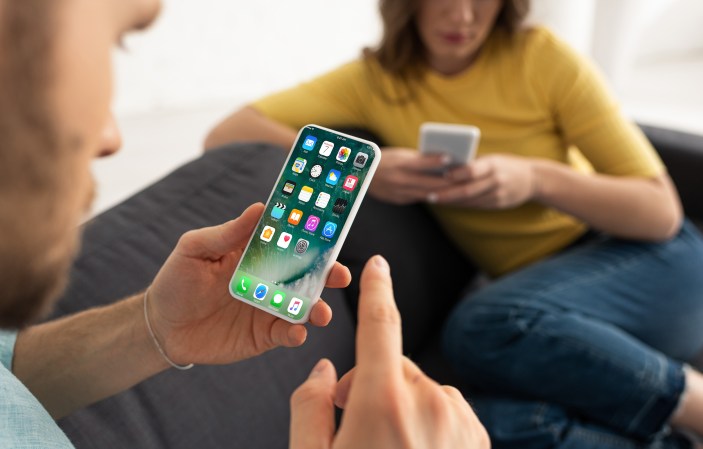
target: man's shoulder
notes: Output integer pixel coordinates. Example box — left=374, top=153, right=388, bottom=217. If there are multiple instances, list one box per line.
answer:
left=0, top=329, right=18, bottom=370
left=0, top=364, right=75, bottom=449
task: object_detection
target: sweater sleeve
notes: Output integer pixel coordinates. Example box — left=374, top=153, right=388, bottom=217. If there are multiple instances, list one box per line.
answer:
left=527, top=28, right=664, bottom=177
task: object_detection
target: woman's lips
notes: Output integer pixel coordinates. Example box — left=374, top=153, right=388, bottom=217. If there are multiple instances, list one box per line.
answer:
left=440, top=32, right=470, bottom=45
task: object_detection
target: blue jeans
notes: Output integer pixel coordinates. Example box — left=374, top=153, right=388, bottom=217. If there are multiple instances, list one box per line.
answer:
left=442, top=220, right=703, bottom=449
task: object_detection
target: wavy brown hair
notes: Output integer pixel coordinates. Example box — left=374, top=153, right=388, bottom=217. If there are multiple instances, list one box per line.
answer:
left=366, top=0, right=531, bottom=80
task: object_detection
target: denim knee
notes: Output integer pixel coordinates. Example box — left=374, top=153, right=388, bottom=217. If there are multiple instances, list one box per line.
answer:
left=472, top=395, right=694, bottom=449
left=441, top=297, right=527, bottom=381
left=442, top=295, right=687, bottom=440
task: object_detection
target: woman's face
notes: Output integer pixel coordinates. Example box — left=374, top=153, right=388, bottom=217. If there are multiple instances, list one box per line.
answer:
left=416, top=0, right=504, bottom=75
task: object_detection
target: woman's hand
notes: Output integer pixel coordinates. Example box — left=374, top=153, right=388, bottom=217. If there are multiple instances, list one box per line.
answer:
left=369, top=148, right=456, bottom=205
left=431, top=154, right=538, bottom=209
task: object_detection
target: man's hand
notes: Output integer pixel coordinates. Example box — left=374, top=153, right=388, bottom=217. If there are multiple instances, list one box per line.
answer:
left=431, top=154, right=537, bottom=209
left=369, top=148, right=456, bottom=205
left=289, top=256, right=490, bottom=449
left=147, top=203, right=352, bottom=366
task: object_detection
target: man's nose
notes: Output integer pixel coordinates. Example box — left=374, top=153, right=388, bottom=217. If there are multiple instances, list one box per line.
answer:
left=97, top=113, right=122, bottom=158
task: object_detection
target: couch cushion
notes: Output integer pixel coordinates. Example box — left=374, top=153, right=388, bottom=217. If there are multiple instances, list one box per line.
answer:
left=339, top=198, right=478, bottom=357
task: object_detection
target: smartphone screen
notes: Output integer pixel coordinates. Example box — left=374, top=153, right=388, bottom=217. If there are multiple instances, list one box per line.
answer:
left=229, top=125, right=380, bottom=323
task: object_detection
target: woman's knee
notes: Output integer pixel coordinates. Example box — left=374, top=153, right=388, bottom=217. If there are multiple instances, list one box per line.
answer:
left=441, top=295, right=530, bottom=369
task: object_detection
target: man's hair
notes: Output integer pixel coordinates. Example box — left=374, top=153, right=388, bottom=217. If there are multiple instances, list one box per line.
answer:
left=366, top=0, right=531, bottom=81
left=0, top=0, right=74, bottom=328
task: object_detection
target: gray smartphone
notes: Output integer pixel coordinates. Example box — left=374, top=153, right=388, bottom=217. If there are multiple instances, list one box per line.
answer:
left=418, top=122, right=481, bottom=172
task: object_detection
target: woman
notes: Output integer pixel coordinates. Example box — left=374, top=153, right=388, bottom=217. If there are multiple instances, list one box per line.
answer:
left=205, top=0, right=703, bottom=447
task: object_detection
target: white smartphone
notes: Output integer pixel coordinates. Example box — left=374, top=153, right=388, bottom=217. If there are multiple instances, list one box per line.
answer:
left=229, top=124, right=381, bottom=323
left=418, top=122, right=481, bottom=170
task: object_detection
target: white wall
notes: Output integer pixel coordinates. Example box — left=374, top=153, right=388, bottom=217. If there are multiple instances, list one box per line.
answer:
left=635, top=0, right=703, bottom=60
left=114, top=0, right=381, bottom=116
left=526, top=0, right=596, bottom=55
left=522, top=0, right=703, bottom=80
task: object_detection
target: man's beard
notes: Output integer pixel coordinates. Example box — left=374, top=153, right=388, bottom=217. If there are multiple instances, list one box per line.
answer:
left=0, top=0, right=76, bottom=329
left=0, top=174, right=95, bottom=329
left=0, top=246, right=76, bottom=329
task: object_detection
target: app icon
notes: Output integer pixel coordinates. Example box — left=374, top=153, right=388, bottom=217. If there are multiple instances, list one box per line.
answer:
left=336, top=146, right=351, bottom=162
left=322, top=221, right=337, bottom=238
left=343, top=175, right=358, bottom=191
left=310, top=164, right=323, bottom=178
left=326, top=169, right=341, bottom=186
left=271, top=202, right=286, bottom=219
left=305, top=215, right=320, bottom=232
left=282, top=180, right=296, bottom=196
left=288, top=209, right=303, bottom=226
left=254, top=283, right=269, bottom=300
left=260, top=226, right=275, bottom=242
left=270, top=291, right=286, bottom=309
left=302, top=135, right=317, bottom=151
left=277, top=232, right=293, bottom=249
left=295, top=239, right=309, bottom=254
left=353, top=152, right=369, bottom=168
left=333, top=198, right=348, bottom=214
left=319, top=141, right=334, bottom=157
left=235, top=276, right=251, bottom=295
left=288, top=297, right=303, bottom=315
left=298, top=185, right=313, bottom=202
left=315, top=192, right=330, bottom=208
left=292, top=158, right=307, bottom=173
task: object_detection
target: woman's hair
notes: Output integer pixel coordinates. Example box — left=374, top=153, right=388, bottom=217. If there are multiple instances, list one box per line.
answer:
left=366, top=0, right=531, bottom=80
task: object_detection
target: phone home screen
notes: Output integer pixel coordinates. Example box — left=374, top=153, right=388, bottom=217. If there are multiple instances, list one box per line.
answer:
left=230, top=126, right=376, bottom=321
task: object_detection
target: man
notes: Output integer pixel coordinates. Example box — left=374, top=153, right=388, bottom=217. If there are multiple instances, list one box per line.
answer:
left=0, top=0, right=488, bottom=448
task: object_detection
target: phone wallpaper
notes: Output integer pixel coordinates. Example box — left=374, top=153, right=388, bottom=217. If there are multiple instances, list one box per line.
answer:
left=231, top=126, right=376, bottom=320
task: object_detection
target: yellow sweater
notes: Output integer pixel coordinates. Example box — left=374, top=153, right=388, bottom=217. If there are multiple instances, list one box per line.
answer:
left=253, top=26, right=664, bottom=277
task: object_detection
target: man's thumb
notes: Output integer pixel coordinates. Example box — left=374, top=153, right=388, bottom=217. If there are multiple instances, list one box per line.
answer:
left=289, top=359, right=337, bottom=449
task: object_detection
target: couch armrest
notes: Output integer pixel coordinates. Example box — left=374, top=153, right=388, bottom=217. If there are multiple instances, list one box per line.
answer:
left=639, top=124, right=703, bottom=223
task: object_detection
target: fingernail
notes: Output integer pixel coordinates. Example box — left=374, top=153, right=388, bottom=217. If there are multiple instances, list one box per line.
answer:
left=309, top=359, right=330, bottom=378
left=373, top=255, right=390, bottom=274
left=441, top=155, right=452, bottom=165
left=428, top=193, right=438, bottom=203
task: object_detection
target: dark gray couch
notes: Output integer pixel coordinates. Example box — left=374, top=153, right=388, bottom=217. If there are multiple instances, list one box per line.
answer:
left=53, top=125, right=703, bottom=448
